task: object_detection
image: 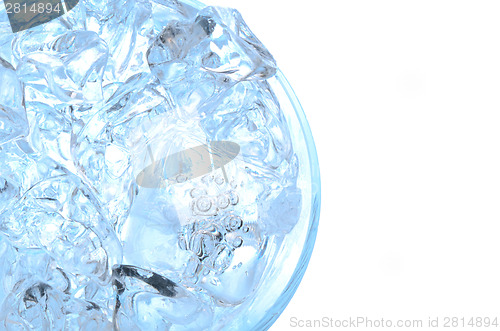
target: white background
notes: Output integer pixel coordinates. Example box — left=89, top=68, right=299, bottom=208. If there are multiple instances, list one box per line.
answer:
left=209, top=1, right=500, bottom=330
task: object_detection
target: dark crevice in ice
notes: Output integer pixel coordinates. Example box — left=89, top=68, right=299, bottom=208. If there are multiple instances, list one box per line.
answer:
left=112, top=265, right=178, bottom=298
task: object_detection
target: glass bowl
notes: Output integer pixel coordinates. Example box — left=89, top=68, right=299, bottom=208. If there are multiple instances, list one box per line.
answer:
left=0, top=0, right=321, bottom=329
left=230, top=71, right=321, bottom=330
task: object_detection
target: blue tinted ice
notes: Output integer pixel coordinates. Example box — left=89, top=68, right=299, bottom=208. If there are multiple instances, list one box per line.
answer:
left=0, top=0, right=304, bottom=329
left=0, top=57, right=28, bottom=145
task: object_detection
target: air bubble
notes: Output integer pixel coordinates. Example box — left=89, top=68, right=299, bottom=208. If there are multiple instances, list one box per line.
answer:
left=196, top=197, right=212, bottom=212
left=232, top=237, right=243, bottom=248
left=215, top=176, right=224, bottom=185
left=228, top=191, right=239, bottom=205
left=224, top=215, right=243, bottom=232
left=217, top=195, right=230, bottom=209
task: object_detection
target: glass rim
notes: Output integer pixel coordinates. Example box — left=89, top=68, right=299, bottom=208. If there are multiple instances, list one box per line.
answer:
left=181, top=1, right=322, bottom=328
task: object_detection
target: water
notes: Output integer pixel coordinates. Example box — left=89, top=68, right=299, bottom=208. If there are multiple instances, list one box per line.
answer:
left=0, top=0, right=304, bottom=329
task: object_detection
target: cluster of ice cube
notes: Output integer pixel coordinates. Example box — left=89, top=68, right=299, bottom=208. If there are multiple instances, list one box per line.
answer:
left=0, top=0, right=302, bottom=329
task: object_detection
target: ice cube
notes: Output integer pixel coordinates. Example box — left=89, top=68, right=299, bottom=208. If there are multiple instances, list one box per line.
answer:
left=259, top=184, right=303, bottom=235
left=200, top=241, right=267, bottom=305
left=147, top=5, right=277, bottom=117
left=120, top=192, right=191, bottom=277
left=151, top=0, right=197, bottom=35
left=200, top=80, right=295, bottom=186
left=0, top=57, right=28, bottom=146
left=148, top=6, right=276, bottom=83
left=195, top=6, right=277, bottom=81
left=0, top=175, right=123, bottom=281
left=64, top=297, right=113, bottom=330
left=17, top=31, right=109, bottom=103
left=71, top=73, right=168, bottom=225
left=112, top=265, right=213, bottom=329
left=0, top=282, right=66, bottom=330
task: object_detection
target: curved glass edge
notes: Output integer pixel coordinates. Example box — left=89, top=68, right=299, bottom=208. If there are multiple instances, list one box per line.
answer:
left=252, top=70, right=321, bottom=331
left=153, top=0, right=322, bottom=328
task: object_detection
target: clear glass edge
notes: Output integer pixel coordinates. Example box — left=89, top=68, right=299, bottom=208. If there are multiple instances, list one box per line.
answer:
left=183, top=0, right=322, bottom=328
left=253, top=70, right=321, bottom=331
